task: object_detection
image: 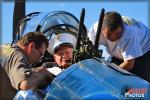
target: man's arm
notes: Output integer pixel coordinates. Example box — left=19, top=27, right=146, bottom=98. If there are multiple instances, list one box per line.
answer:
left=19, top=69, right=53, bottom=90
left=119, top=59, right=135, bottom=71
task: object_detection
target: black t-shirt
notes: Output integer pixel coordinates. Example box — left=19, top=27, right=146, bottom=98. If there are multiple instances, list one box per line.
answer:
left=0, top=45, right=32, bottom=99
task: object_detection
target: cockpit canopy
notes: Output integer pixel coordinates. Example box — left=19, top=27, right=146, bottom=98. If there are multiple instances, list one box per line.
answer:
left=14, top=11, right=87, bottom=54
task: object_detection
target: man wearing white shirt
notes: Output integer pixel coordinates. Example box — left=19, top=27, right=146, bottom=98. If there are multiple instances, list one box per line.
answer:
left=88, top=11, right=150, bottom=82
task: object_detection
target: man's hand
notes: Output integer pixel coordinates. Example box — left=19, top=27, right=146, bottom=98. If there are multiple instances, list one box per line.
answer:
left=19, top=68, right=54, bottom=90
left=119, top=59, right=135, bottom=70
left=32, top=66, right=47, bottom=72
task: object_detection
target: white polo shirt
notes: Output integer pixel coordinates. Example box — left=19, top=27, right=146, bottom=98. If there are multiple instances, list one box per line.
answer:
left=88, top=16, right=150, bottom=61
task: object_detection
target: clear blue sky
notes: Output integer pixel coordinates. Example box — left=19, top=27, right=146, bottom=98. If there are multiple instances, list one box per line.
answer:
left=1, top=0, right=150, bottom=58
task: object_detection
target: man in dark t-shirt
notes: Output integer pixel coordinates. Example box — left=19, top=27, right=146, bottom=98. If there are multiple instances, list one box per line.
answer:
left=0, top=32, right=53, bottom=99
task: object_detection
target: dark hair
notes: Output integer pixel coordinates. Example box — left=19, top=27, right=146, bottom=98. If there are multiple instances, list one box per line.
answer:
left=18, top=32, right=49, bottom=49
left=103, top=11, right=123, bottom=31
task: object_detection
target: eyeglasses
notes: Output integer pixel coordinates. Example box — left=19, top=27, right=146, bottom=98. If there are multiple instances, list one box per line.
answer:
left=35, top=47, right=44, bottom=57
